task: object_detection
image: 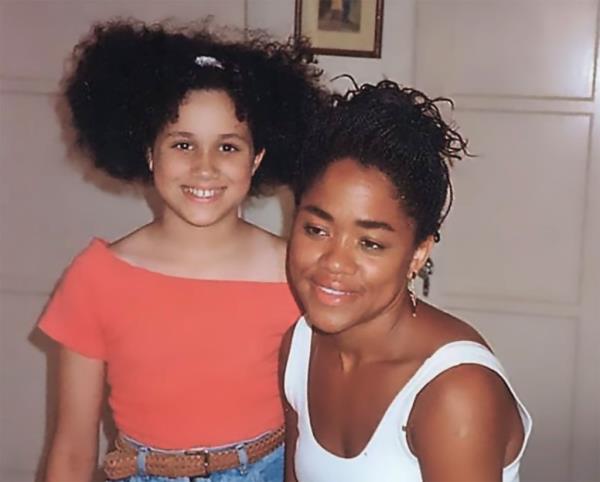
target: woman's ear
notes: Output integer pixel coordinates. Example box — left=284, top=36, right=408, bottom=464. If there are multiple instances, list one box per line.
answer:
left=252, top=149, right=266, bottom=175
left=408, top=235, right=435, bottom=278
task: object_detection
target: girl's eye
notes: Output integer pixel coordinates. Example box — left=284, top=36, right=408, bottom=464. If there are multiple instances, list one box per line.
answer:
left=173, top=142, right=192, bottom=151
left=360, top=239, right=385, bottom=251
left=220, top=143, right=239, bottom=153
left=303, top=224, right=328, bottom=238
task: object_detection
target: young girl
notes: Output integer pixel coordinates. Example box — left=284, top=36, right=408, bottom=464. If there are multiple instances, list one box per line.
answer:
left=282, top=81, right=532, bottom=481
left=39, top=20, right=326, bottom=482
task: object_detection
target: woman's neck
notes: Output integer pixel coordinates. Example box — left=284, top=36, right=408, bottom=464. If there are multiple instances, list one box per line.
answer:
left=319, top=297, right=416, bottom=370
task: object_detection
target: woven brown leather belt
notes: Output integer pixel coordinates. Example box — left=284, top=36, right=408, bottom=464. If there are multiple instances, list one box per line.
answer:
left=103, top=426, right=284, bottom=479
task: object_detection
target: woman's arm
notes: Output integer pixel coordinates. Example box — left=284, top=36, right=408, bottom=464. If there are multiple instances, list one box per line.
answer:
left=283, top=396, right=299, bottom=482
left=408, top=364, right=520, bottom=482
left=45, top=346, right=105, bottom=482
left=278, top=326, right=299, bottom=482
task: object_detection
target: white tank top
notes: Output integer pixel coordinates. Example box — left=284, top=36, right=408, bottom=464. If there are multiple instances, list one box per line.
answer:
left=284, top=317, right=532, bottom=482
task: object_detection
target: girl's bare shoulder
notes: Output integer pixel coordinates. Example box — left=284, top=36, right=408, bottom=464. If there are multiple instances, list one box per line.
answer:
left=107, top=225, right=156, bottom=264
left=243, top=224, right=288, bottom=282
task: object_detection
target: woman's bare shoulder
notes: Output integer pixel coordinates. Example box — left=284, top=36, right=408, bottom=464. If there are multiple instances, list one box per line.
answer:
left=416, top=302, right=489, bottom=351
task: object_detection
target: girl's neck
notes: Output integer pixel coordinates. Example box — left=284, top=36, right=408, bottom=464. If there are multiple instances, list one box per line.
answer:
left=151, top=210, right=251, bottom=254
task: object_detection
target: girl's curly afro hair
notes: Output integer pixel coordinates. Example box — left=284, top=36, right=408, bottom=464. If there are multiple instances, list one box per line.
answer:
left=65, top=19, right=328, bottom=195
left=294, top=80, right=470, bottom=243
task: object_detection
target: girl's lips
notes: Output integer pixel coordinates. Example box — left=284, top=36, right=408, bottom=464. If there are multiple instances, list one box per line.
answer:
left=181, top=185, right=226, bottom=202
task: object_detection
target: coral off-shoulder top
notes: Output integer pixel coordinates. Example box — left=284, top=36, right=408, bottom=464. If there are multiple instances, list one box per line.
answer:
left=39, top=238, right=300, bottom=449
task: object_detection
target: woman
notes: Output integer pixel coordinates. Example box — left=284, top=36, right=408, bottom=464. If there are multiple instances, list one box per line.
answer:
left=281, top=81, right=532, bottom=482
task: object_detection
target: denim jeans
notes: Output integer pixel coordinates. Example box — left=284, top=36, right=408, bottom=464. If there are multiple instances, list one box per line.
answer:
left=112, top=444, right=284, bottom=482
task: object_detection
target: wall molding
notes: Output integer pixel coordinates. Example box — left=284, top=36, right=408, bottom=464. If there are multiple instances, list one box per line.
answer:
left=438, top=294, right=581, bottom=319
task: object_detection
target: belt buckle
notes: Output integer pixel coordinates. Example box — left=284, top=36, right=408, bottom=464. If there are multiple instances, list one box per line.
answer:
left=184, top=448, right=211, bottom=475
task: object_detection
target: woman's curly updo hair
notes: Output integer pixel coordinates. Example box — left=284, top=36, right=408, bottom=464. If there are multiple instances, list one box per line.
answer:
left=294, top=80, right=469, bottom=244
left=65, top=19, right=327, bottom=194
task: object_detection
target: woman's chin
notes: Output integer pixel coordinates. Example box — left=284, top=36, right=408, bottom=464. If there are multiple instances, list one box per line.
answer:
left=304, top=312, right=354, bottom=335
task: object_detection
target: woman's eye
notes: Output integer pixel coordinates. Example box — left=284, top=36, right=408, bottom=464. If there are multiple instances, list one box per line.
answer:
left=360, top=239, right=385, bottom=251
left=220, top=143, right=239, bottom=153
left=303, top=224, right=328, bottom=238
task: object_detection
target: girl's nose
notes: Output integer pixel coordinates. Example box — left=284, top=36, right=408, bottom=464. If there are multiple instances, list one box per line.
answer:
left=191, top=151, right=218, bottom=178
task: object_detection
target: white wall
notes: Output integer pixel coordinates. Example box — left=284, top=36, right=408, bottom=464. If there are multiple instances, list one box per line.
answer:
left=413, top=2, right=600, bottom=480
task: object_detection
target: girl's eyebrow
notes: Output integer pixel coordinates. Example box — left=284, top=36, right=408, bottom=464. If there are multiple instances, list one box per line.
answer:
left=302, top=204, right=395, bottom=232
left=220, top=133, right=249, bottom=142
left=165, top=131, right=194, bottom=138
left=164, top=132, right=250, bottom=143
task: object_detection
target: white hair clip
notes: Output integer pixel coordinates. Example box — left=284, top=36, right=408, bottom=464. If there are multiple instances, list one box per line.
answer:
left=194, top=56, right=224, bottom=70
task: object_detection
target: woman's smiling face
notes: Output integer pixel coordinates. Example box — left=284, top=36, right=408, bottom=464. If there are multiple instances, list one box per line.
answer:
left=288, top=157, right=431, bottom=334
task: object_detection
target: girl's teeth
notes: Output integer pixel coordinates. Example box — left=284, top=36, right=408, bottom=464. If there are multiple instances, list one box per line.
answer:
left=184, top=187, right=221, bottom=198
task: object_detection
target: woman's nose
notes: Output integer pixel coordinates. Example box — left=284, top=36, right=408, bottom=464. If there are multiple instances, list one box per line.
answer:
left=319, top=239, right=357, bottom=275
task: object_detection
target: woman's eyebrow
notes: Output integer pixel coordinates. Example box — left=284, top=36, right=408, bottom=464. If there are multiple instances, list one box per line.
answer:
left=302, top=205, right=333, bottom=221
left=302, top=205, right=395, bottom=231
left=355, top=219, right=395, bottom=232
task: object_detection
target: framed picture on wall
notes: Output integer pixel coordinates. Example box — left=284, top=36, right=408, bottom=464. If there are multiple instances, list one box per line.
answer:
left=295, top=0, right=384, bottom=58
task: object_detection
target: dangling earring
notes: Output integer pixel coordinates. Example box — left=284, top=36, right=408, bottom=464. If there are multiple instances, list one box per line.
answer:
left=407, top=272, right=417, bottom=317
left=147, top=152, right=153, bottom=172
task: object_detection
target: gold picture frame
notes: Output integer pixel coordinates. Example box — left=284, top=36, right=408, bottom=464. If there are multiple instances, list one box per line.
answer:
left=295, top=0, right=384, bottom=58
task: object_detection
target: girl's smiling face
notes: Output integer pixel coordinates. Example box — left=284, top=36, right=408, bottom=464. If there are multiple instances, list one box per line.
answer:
left=288, top=158, right=432, bottom=334
left=150, top=89, right=264, bottom=229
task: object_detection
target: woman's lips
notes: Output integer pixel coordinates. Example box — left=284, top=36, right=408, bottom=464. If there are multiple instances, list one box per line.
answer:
left=312, top=282, right=357, bottom=306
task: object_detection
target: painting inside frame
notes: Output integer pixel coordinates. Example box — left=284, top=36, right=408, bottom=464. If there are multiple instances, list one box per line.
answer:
left=295, top=0, right=384, bottom=58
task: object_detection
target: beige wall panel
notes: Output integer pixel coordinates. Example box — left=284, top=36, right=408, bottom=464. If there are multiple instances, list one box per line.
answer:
left=243, top=187, right=295, bottom=237
left=0, top=1, right=245, bottom=86
left=416, top=0, right=598, bottom=99
left=448, top=308, right=576, bottom=482
left=438, top=110, right=589, bottom=305
left=0, top=292, right=52, bottom=479
left=0, top=93, right=152, bottom=293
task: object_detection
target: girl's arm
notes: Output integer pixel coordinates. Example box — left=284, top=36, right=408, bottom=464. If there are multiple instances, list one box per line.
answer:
left=278, top=326, right=298, bottom=482
left=45, top=347, right=105, bottom=482
left=408, top=364, right=520, bottom=482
